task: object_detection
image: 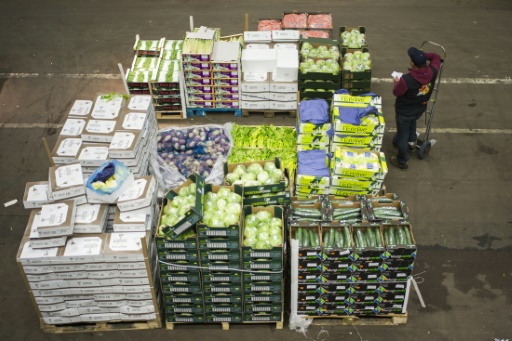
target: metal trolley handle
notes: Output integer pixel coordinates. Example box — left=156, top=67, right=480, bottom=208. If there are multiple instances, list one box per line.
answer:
left=420, top=41, right=447, bottom=59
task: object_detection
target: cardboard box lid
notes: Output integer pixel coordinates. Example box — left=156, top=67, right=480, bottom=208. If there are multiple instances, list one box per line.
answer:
left=114, top=207, right=148, bottom=224
left=127, top=95, right=152, bottom=112
left=103, top=232, right=149, bottom=260
left=49, top=163, right=84, bottom=191
left=83, top=119, right=118, bottom=135
left=16, top=236, right=61, bottom=262
left=24, top=181, right=51, bottom=205
left=91, top=95, right=124, bottom=119
left=109, top=131, right=142, bottom=153
left=212, top=41, right=241, bottom=62
left=69, top=100, right=93, bottom=117
left=186, top=26, right=216, bottom=40
left=51, top=137, right=82, bottom=159
left=117, top=176, right=155, bottom=203
left=63, top=234, right=106, bottom=258
left=77, top=143, right=110, bottom=163
left=60, top=118, right=87, bottom=137
left=117, top=111, right=148, bottom=131
left=244, top=31, right=272, bottom=43
left=37, top=200, right=76, bottom=229
left=74, top=204, right=108, bottom=227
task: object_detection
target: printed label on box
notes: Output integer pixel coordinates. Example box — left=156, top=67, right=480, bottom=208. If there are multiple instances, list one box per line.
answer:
left=55, top=163, right=83, bottom=188
left=75, top=204, right=101, bottom=224
left=110, top=132, right=136, bottom=150
left=56, top=138, right=82, bottom=156
left=61, top=119, right=86, bottom=136
left=122, top=113, right=146, bottom=130
left=20, top=242, right=59, bottom=260
left=78, top=146, right=109, bottom=162
left=117, top=179, right=146, bottom=202
left=39, top=203, right=69, bottom=227
left=86, top=120, right=116, bottom=134
left=119, top=211, right=147, bottom=223
left=64, top=237, right=103, bottom=257
left=109, top=232, right=145, bottom=252
left=69, top=100, right=93, bottom=116
left=128, top=96, right=151, bottom=111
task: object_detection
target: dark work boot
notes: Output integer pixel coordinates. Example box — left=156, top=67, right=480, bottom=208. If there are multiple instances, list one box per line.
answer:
left=390, top=157, right=408, bottom=171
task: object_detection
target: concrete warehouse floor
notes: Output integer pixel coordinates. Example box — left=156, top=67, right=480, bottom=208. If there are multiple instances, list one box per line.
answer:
left=0, top=0, right=511, bottom=340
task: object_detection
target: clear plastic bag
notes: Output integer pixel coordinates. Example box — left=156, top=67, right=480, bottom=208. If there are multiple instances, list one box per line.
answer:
left=149, top=122, right=233, bottom=193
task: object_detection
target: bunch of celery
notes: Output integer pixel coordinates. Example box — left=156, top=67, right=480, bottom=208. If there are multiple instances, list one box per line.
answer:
left=182, top=38, right=214, bottom=54
left=136, top=40, right=160, bottom=51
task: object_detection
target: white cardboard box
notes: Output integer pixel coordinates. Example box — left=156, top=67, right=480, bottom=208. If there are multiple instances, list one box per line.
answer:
left=91, top=95, right=123, bottom=120
left=240, top=80, right=270, bottom=93
left=73, top=204, right=108, bottom=234
left=36, top=201, right=76, bottom=238
left=240, top=92, right=271, bottom=101
left=108, top=131, right=143, bottom=159
left=274, top=48, right=299, bottom=82
left=113, top=208, right=151, bottom=232
left=103, top=232, right=148, bottom=262
left=48, top=163, right=85, bottom=200
left=243, top=31, right=272, bottom=43
left=116, top=176, right=156, bottom=212
left=23, top=182, right=52, bottom=209
left=16, top=237, right=60, bottom=265
left=268, top=92, right=298, bottom=101
left=273, top=43, right=299, bottom=50
left=245, top=43, right=271, bottom=49
left=241, top=48, right=276, bottom=73
left=60, top=118, right=87, bottom=137
left=269, top=80, right=298, bottom=92
left=272, top=30, right=300, bottom=42
left=269, top=100, right=298, bottom=110
left=241, top=100, right=271, bottom=110
left=62, top=234, right=106, bottom=263
left=77, top=143, right=110, bottom=167
left=81, top=118, right=118, bottom=143
left=68, top=100, right=93, bottom=117
left=51, top=137, right=82, bottom=164
left=116, top=111, right=149, bottom=132
left=212, top=41, right=241, bottom=62
left=128, top=95, right=153, bottom=113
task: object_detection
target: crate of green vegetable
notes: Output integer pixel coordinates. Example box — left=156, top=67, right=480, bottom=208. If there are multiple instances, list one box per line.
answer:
left=243, top=281, right=282, bottom=293
left=200, top=249, right=240, bottom=263
left=204, top=293, right=242, bottom=304
left=157, top=174, right=205, bottom=240
left=165, top=293, right=204, bottom=305
left=245, top=302, right=283, bottom=314
left=156, top=226, right=198, bottom=250
left=205, top=303, right=242, bottom=313
left=162, top=282, right=203, bottom=295
left=166, top=303, right=204, bottom=314
left=242, top=206, right=284, bottom=258
left=159, top=259, right=200, bottom=274
left=203, top=282, right=242, bottom=294
left=381, top=223, right=416, bottom=253
left=243, top=271, right=282, bottom=283
left=327, top=201, right=367, bottom=223
left=291, top=225, right=322, bottom=250
left=244, top=292, right=282, bottom=304
left=202, top=270, right=242, bottom=284
left=243, top=258, right=283, bottom=271
left=161, top=271, right=202, bottom=284
left=198, top=236, right=240, bottom=250
left=367, top=200, right=409, bottom=223
left=243, top=191, right=291, bottom=207
left=290, top=202, right=326, bottom=223
left=205, top=312, right=243, bottom=323
left=224, top=158, right=288, bottom=196
left=197, top=184, right=243, bottom=236
left=244, top=311, right=282, bottom=322
left=166, top=312, right=205, bottom=323
left=133, top=35, right=164, bottom=56
left=321, top=225, right=352, bottom=250
left=158, top=249, right=199, bottom=262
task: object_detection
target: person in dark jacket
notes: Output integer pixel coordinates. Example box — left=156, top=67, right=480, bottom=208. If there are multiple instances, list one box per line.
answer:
left=390, top=47, right=441, bottom=170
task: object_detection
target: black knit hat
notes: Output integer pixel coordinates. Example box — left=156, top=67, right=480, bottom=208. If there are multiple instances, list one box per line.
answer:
left=408, top=47, right=427, bottom=67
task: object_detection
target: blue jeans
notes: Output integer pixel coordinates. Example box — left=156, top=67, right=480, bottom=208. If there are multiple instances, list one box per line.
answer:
left=395, top=113, right=422, bottom=163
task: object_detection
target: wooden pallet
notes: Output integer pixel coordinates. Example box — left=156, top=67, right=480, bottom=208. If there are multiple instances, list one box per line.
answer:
left=242, top=109, right=297, bottom=118
left=303, top=313, right=407, bottom=326
left=186, top=108, right=242, bottom=117
left=166, top=320, right=284, bottom=330
left=156, top=111, right=186, bottom=120
left=40, top=318, right=162, bottom=334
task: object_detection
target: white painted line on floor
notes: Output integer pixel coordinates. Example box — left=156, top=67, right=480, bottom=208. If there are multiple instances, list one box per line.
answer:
left=387, top=127, right=512, bottom=134
left=0, top=73, right=511, bottom=84
left=372, top=77, right=512, bottom=84
left=1, top=123, right=511, bottom=135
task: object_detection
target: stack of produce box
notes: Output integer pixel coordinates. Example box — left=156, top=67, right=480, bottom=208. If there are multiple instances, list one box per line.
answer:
left=295, top=99, right=332, bottom=197
left=52, top=95, right=157, bottom=179
left=126, top=36, right=165, bottom=95
left=211, top=41, right=242, bottom=109
left=290, top=194, right=414, bottom=317
left=241, top=206, right=285, bottom=322
left=151, top=40, right=185, bottom=115
left=18, top=95, right=162, bottom=327
left=200, top=184, right=244, bottom=323
left=298, top=38, right=341, bottom=107
left=156, top=175, right=206, bottom=324
left=241, top=31, right=299, bottom=113
left=182, top=27, right=219, bottom=110
left=339, top=26, right=372, bottom=95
